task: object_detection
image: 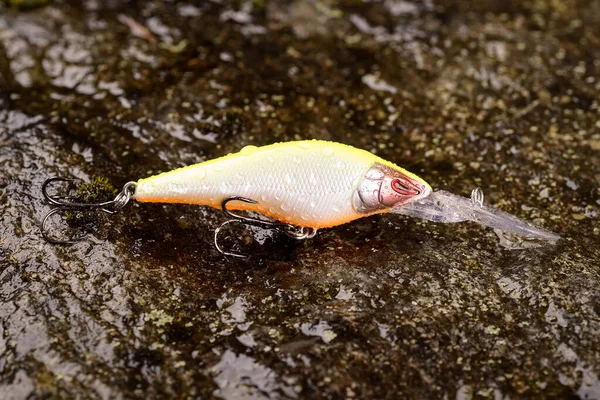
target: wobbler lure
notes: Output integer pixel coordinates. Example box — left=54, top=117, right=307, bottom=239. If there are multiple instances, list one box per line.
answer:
left=41, top=140, right=559, bottom=256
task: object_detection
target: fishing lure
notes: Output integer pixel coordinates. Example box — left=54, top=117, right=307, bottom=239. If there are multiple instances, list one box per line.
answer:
left=41, top=140, right=559, bottom=256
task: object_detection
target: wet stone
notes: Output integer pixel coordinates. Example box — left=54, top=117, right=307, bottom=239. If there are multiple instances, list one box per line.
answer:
left=0, top=0, right=599, bottom=399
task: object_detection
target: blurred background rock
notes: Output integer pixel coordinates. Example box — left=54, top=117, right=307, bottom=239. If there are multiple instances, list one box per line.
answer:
left=0, top=0, right=598, bottom=398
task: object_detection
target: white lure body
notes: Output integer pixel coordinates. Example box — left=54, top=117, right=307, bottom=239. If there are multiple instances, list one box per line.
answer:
left=134, top=140, right=429, bottom=228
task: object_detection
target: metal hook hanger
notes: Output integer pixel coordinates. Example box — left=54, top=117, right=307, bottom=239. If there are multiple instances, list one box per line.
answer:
left=214, top=196, right=317, bottom=258
left=41, top=177, right=136, bottom=244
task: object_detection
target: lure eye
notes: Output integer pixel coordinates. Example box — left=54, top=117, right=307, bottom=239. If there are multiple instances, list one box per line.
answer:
left=391, top=178, right=419, bottom=196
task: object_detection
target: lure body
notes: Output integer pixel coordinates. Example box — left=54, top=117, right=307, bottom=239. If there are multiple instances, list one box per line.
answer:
left=134, top=140, right=431, bottom=228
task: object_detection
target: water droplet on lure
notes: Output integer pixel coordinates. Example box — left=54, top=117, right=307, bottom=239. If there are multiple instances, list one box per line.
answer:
left=321, top=147, right=334, bottom=156
left=240, top=145, right=257, bottom=155
left=334, top=161, right=346, bottom=170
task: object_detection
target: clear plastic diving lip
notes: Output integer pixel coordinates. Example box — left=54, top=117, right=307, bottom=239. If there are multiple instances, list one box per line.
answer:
left=391, top=188, right=560, bottom=244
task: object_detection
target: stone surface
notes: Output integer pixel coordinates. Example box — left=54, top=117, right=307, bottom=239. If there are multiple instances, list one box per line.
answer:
left=0, top=0, right=599, bottom=398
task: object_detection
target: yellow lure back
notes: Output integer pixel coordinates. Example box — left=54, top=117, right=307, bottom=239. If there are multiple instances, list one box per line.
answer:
left=134, top=140, right=431, bottom=229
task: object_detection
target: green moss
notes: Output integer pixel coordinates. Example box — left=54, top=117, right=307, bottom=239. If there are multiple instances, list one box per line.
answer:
left=251, top=0, right=265, bottom=11
left=4, top=0, right=47, bottom=9
left=13, top=217, right=24, bottom=237
left=75, top=176, right=117, bottom=204
left=64, top=177, right=118, bottom=233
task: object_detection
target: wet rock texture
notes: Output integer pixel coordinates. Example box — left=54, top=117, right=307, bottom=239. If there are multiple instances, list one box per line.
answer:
left=1, top=0, right=599, bottom=398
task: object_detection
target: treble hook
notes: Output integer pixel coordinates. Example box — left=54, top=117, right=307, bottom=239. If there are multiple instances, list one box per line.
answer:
left=41, top=177, right=136, bottom=244
left=214, top=196, right=318, bottom=258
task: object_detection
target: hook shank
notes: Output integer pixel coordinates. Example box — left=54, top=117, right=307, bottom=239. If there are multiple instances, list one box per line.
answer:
left=215, top=196, right=318, bottom=258
left=41, top=177, right=136, bottom=244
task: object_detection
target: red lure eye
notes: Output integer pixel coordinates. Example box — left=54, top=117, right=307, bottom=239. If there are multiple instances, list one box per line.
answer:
left=391, top=178, right=419, bottom=195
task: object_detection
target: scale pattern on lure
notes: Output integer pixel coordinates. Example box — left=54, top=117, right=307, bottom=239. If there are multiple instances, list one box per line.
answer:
left=41, top=140, right=560, bottom=254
